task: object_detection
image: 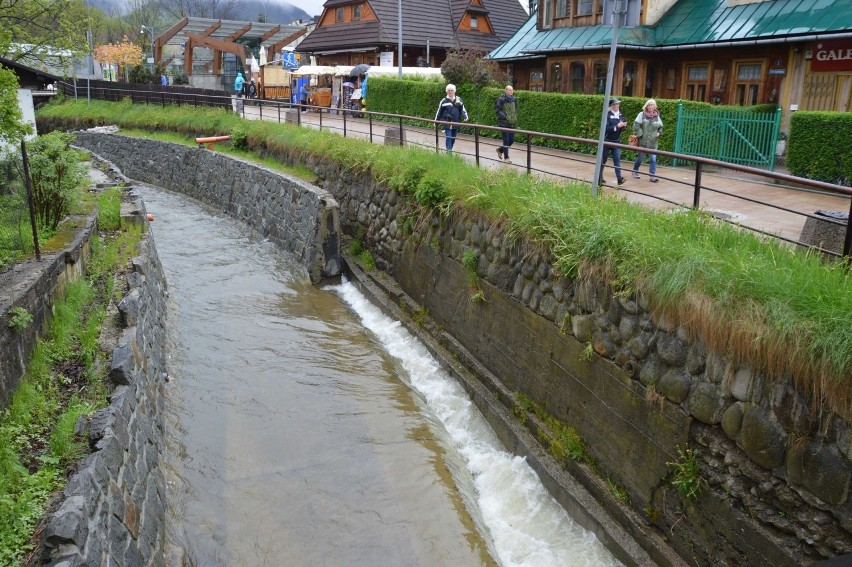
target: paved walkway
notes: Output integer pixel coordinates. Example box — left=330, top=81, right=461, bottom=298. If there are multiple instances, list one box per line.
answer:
left=240, top=104, right=850, bottom=247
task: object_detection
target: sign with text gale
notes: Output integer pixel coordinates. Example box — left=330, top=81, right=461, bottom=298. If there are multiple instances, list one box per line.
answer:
left=811, top=39, right=852, bottom=72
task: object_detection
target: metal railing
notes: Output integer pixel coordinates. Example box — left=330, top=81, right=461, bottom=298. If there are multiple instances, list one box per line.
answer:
left=56, top=80, right=852, bottom=259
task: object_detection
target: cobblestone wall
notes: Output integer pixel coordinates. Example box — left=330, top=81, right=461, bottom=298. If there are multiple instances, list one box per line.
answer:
left=39, top=199, right=169, bottom=566
left=73, top=132, right=341, bottom=283
left=313, top=159, right=851, bottom=566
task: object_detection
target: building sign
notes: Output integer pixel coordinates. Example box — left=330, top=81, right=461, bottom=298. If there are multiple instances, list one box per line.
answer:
left=812, top=39, right=852, bottom=72
left=768, top=68, right=786, bottom=76
left=379, top=52, right=394, bottom=67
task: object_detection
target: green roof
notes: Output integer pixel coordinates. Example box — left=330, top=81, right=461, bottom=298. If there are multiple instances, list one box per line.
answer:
left=491, top=0, right=852, bottom=60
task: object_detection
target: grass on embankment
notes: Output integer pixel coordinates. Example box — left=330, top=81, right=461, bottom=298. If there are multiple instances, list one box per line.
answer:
left=0, top=189, right=140, bottom=564
left=38, top=98, right=852, bottom=420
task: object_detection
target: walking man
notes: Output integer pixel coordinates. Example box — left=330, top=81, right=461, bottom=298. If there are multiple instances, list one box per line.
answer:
left=495, top=85, right=518, bottom=164
left=601, top=98, right=627, bottom=185
left=435, top=84, right=468, bottom=154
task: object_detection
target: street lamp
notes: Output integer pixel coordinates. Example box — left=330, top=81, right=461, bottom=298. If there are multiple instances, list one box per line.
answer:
left=591, top=0, right=628, bottom=197
left=141, top=25, right=155, bottom=56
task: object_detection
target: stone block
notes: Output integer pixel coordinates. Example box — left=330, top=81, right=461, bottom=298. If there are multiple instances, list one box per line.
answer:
left=384, top=126, right=405, bottom=146
left=738, top=405, right=787, bottom=469
left=786, top=442, right=850, bottom=506
left=799, top=210, right=848, bottom=254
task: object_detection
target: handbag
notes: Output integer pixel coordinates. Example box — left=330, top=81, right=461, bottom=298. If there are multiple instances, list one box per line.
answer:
left=628, top=134, right=639, bottom=147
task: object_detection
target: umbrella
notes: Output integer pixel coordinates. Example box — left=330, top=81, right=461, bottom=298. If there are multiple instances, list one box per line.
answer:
left=350, top=63, right=371, bottom=76
left=250, top=55, right=260, bottom=73
left=342, top=81, right=355, bottom=87
left=259, top=46, right=267, bottom=66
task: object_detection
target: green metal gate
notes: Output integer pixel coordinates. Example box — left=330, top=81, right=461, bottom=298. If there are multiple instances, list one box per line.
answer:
left=673, top=102, right=782, bottom=170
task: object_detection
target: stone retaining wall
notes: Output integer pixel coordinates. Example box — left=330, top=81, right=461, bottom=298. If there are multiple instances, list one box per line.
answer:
left=73, top=132, right=341, bottom=283
left=36, top=180, right=170, bottom=565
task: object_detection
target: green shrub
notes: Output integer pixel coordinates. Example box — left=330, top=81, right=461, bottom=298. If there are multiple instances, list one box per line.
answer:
left=787, top=111, right=852, bottom=186
left=414, top=172, right=447, bottom=208
left=230, top=127, right=248, bottom=151
left=26, top=132, right=86, bottom=231
left=97, top=187, right=122, bottom=231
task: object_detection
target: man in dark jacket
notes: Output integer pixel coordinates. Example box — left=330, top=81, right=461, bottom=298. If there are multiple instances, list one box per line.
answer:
left=435, top=84, right=468, bottom=154
left=495, top=85, right=518, bottom=164
left=601, top=98, right=627, bottom=185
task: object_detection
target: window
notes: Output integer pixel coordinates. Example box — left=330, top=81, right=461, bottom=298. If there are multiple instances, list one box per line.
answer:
left=734, top=62, right=762, bottom=106
left=471, top=15, right=478, bottom=29
left=594, top=61, right=607, bottom=93
left=530, top=69, right=545, bottom=92
left=570, top=62, right=585, bottom=93
left=644, top=66, right=655, bottom=98
left=621, top=60, right=636, bottom=97
left=556, top=0, right=569, bottom=18
left=541, top=0, right=553, bottom=29
left=684, top=64, right=708, bottom=101
left=576, top=0, right=593, bottom=16
left=336, top=7, right=344, bottom=21
left=353, top=4, right=361, bottom=20
left=550, top=63, right=563, bottom=92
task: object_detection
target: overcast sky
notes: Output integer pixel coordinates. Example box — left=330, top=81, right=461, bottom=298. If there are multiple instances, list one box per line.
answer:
left=290, top=0, right=529, bottom=18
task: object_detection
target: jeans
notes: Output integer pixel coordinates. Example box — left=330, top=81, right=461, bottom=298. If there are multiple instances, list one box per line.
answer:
left=444, top=127, right=458, bottom=152
left=633, top=151, right=657, bottom=175
left=602, top=146, right=622, bottom=180
left=500, top=130, right=515, bottom=158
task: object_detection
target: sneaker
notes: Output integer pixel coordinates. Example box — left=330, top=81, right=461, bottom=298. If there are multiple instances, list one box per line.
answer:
left=617, top=177, right=626, bottom=185
left=632, top=171, right=640, bottom=179
left=650, top=177, right=659, bottom=183
left=496, top=147, right=504, bottom=160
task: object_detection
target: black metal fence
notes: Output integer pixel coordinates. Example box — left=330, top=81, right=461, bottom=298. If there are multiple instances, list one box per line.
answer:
left=54, top=80, right=852, bottom=260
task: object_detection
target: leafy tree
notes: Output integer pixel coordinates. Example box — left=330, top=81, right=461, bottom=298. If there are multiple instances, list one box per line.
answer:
left=0, top=0, right=90, bottom=67
left=128, top=63, right=154, bottom=84
left=26, top=132, right=86, bottom=231
left=94, top=36, right=143, bottom=82
left=0, top=66, right=28, bottom=145
left=440, top=50, right=507, bottom=89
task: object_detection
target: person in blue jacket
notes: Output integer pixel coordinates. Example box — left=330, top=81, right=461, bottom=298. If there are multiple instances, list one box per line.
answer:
left=234, top=72, right=244, bottom=94
left=160, top=73, right=167, bottom=86
left=300, top=83, right=310, bottom=112
left=434, top=84, right=468, bottom=154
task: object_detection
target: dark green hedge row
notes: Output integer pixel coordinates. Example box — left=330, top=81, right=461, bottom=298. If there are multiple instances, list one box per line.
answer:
left=365, top=78, right=778, bottom=159
left=787, top=111, right=852, bottom=186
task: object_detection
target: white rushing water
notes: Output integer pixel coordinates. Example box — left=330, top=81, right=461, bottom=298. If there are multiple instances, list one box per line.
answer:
left=330, top=280, right=622, bottom=567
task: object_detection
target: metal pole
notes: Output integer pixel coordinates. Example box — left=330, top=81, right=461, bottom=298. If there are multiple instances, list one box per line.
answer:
left=397, top=0, right=403, bottom=79
left=592, top=0, right=624, bottom=196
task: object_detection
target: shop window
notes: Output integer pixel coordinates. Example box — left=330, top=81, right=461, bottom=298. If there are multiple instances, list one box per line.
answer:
left=336, top=7, right=344, bottom=21
left=550, top=62, right=563, bottom=92
left=684, top=64, right=708, bottom=101
left=570, top=62, right=585, bottom=93
left=577, top=0, right=593, bottom=16
left=734, top=62, right=762, bottom=106
left=530, top=69, right=545, bottom=92
left=594, top=60, right=607, bottom=94
left=353, top=4, right=361, bottom=20
left=621, top=60, right=636, bottom=97
left=471, top=15, right=478, bottom=29
left=556, top=0, right=568, bottom=18
left=541, top=0, right=553, bottom=29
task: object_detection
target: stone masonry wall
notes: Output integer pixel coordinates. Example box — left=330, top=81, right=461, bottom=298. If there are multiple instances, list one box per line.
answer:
left=310, top=160, right=851, bottom=566
left=38, top=187, right=170, bottom=566
left=73, top=132, right=341, bottom=283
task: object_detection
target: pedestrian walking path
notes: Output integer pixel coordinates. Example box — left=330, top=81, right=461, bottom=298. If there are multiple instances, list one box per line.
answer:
left=240, top=104, right=850, bottom=247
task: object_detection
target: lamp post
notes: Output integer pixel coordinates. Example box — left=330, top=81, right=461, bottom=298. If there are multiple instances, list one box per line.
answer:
left=141, top=25, right=155, bottom=59
left=397, top=0, right=402, bottom=79
left=591, top=0, right=627, bottom=197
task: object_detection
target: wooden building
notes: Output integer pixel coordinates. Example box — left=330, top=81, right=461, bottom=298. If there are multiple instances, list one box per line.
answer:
left=490, top=0, right=852, bottom=126
left=297, top=0, right=529, bottom=68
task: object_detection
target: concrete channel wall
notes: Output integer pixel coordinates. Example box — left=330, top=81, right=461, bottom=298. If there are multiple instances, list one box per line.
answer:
left=68, top=132, right=851, bottom=566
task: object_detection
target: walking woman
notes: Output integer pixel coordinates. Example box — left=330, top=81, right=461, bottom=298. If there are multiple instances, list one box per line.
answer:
left=435, top=84, right=468, bottom=154
left=632, top=99, right=663, bottom=182
left=495, top=85, right=518, bottom=164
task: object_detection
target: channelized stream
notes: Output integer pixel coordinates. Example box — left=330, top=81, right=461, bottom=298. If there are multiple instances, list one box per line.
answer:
left=137, top=183, right=621, bottom=567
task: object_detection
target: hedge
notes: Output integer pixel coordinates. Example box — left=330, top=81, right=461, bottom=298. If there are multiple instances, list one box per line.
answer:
left=787, top=111, right=852, bottom=186
left=365, top=78, right=779, bottom=161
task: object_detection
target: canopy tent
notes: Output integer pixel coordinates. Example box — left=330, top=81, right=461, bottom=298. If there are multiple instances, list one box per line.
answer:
left=291, top=65, right=354, bottom=76
left=366, top=66, right=443, bottom=79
